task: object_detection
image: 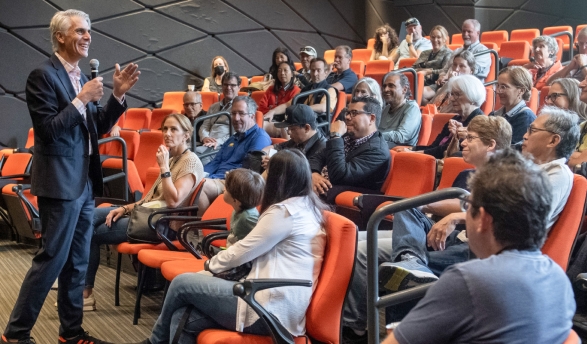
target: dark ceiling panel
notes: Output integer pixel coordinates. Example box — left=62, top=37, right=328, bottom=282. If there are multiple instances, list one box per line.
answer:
left=94, top=11, right=206, bottom=53
left=495, top=10, right=559, bottom=32
left=158, top=37, right=263, bottom=78
left=0, top=95, right=32, bottom=148
left=224, top=0, right=313, bottom=31
left=474, top=8, right=514, bottom=32
left=475, top=0, right=526, bottom=7
left=100, top=56, right=199, bottom=103
left=331, top=0, right=367, bottom=41
left=135, top=0, right=183, bottom=7
left=272, top=30, right=332, bottom=60
left=282, top=0, right=362, bottom=42
left=322, top=35, right=363, bottom=50
left=0, top=0, right=57, bottom=28
left=156, top=0, right=262, bottom=34
left=0, top=32, right=48, bottom=93
left=50, top=0, right=143, bottom=21
left=102, top=86, right=150, bottom=108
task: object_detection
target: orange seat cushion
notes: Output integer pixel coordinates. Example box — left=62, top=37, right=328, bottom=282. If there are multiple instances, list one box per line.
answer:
left=334, top=191, right=361, bottom=209
left=115, top=242, right=166, bottom=254
left=198, top=329, right=309, bottom=344
left=138, top=250, right=195, bottom=268
left=161, top=258, right=208, bottom=281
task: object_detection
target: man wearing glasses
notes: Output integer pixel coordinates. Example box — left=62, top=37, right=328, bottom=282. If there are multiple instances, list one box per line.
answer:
left=183, top=91, right=207, bottom=144
left=198, top=71, right=241, bottom=161
left=381, top=148, right=575, bottom=344
left=308, top=96, right=390, bottom=204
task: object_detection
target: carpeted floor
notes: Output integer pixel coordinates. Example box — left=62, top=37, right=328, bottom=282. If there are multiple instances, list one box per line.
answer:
left=0, top=239, right=163, bottom=344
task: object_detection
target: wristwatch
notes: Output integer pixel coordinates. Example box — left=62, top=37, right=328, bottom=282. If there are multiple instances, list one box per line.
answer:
left=330, top=132, right=342, bottom=139
left=161, top=171, right=171, bottom=178
left=407, top=43, right=412, bottom=47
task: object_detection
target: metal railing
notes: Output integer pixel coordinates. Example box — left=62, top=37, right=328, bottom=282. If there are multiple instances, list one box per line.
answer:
left=291, top=88, right=332, bottom=131
left=395, top=67, right=419, bottom=104
left=548, top=31, right=574, bottom=60
left=98, top=136, right=128, bottom=202
left=366, top=187, right=470, bottom=344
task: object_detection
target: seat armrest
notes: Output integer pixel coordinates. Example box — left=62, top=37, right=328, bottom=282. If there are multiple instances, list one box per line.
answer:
left=0, top=173, right=30, bottom=180
left=176, top=218, right=228, bottom=258
left=232, top=279, right=312, bottom=344
left=201, top=231, right=229, bottom=258
left=353, top=194, right=405, bottom=210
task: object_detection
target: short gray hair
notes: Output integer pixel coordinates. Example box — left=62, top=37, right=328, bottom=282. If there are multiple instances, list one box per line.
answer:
left=336, top=45, right=352, bottom=59
left=352, top=77, right=383, bottom=107
left=232, top=95, right=257, bottom=116
left=382, top=71, right=412, bottom=100
left=462, top=19, right=480, bottom=32
left=50, top=9, right=91, bottom=52
left=540, top=105, right=580, bottom=160
left=550, top=78, right=587, bottom=120
left=447, top=74, right=486, bottom=107
left=532, top=35, right=559, bottom=58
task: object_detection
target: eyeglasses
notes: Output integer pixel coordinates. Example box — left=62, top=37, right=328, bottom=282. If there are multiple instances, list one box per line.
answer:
left=222, top=83, right=239, bottom=88
left=183, top=102, right=201, bottom=107
left=345, top=109, right=371, bottom=118
left=527, top=125, right=556, bottom=135
left=458, top=195, right=473, bottom=212
left=464, top=134, right=480, bottom=142
left=496, top=84, right=516, bottom=92
left=545, top=93, right=568, bottom=102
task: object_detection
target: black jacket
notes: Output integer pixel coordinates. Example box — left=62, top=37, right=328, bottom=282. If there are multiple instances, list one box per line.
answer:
left=275, top=130, right=327, bottom=163
left=309, top=131, right=391, bottom=191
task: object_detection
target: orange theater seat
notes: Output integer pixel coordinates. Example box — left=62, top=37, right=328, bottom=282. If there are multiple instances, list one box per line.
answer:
left=510, top=28, right=540, bottom=45
left=365, top=60, right=393, bottom=85
left=398, top=57, right=417, bottom=69
left=499, top=41, right=531, bottom=60
left=249, top=90, right=265, bottom=107
left=543, top=26, right=573, bottom=51
left=239, top=76, right=249, bottom=88
left=481, top=30, right=509, bottom=51
left=480, top=86, right=495, bottom=114
left=367, top=38, right=375, bottom=49
left=250, top=76, right=264, bottom=83
left=350, top=60, right=365, bottom=78
left=417, top=114, right=432, bottom=146
left=539, top=85, right=550, bottom=111
left=200, top=91, right=219, bottom=112
left=149, top=108, right=174, bottom=130
left=324, top=49, right=335, bottom=64
left=428, top=114, right=455, bottom=145
left=196, top=211, right=357, bottom=344
left=123, top=108, right=152, bottom=131
left=161, top=92, right=185, bottom=113
left=542, top=175, right=587, bottom=271
left=352, top=48, right=373, bottom=64
left=436, top=157, right=474, bottom=190
left=451, top=34, right=464, bottom=45
left=293, top=62, right=302, bottom=71
left=25, top=128, right=34, bottom=149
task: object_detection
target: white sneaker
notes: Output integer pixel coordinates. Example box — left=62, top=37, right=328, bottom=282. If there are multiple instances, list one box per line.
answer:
left=54, top=293, right=96, bottom=311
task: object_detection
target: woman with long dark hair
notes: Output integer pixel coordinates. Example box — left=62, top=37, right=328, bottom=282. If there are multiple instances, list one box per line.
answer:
left=130, top=149, right=329, bottom=344
left=258, top=61, right=300, bottom=114
left=268, top=47, right=293, bottom=76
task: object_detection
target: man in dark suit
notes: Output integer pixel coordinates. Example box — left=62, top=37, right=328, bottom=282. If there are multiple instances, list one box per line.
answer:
left=308, top=96, right=391, bottom=204
left=2, top=9, right=139, bottom=344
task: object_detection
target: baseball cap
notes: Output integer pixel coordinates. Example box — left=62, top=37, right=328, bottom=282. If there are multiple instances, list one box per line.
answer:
left=274, top=104, right=317, bottom=128
left=300, top=46, right=317, bottom=57
left=405, top=17, right=420, bottom=27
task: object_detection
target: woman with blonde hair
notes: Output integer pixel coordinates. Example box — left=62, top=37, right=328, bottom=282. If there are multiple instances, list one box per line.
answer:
left=413, top=25, right=452, bottom=86
left=202, top=56, right=229, bottom=93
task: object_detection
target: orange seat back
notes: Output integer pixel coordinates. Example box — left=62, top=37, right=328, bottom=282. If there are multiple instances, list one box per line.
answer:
left=271, top=138, right=287, bottom=145
left=485, top=50, right=497, bottom=83
left=510, top=28, right=540, bottom=45
left=293, top=62, right=302, bottom=71
left=25, top=128, right=34, bottom=149
left=428, top=113, right=454, bottom=146
left=350, top=60, right=365, bottom=78
left=499, top=41, right=531, bottom=60
left=250, top=91, right=265, bottom=107
left=239, top=76, right=249, bottom=88
left=543, top=26, right=573, bottom=46
left=143, top=166, right=160, bottom=195
left=481, top=30, right=509, bottom=50
left=135, top=131, right=163, bottom=186
left=436, top=157, right=474, bottom=190
left=150, top=109, right=175, bottom=130
left=162, top=92, right=186, bottom=113
left=398, top=57, right=417, bottom=69
left=324, top=49, right=335, bottom=64
left=367, top=38, right=375, bottom=49
left=417, top=114, right=432, bottom=146
left=451, top=34, right=464, bottom=45
left=383, top=152, right=436, bottom=197
left=106, top=130, right=140, bottom=160
left=250, top=76, right=264, bottom=83
left=1, top=153, right=32, bottom=177
left=539, top=86, right=550, bottom=111
left=365, top=60, right=393, bottom=85
left=480, top=86, right=494, bottom=114
left=542, top=175, right=587, bottom=271
left=123, top=108, right=152, bottom=131
left=331, top=89, right=346, bottom=123
left=200, top=91, right=220, bottom=112
left=351, top=49, right=373, bottom=63
left=255, top=111, right=263, bottom=128
left=201, top=195, right=235, bottom=238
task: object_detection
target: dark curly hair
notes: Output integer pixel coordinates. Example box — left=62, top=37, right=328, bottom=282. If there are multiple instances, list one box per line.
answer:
left=374, top=24, right=399, bottom=54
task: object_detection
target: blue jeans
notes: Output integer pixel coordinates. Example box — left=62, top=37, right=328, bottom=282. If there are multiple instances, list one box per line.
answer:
left=85, top=206, right=129, bottom=288
left=390, top=208, right=470, bottom=276
left=150, top=273, right=269, bottom=344
left=343, top=231, right=393, bottom=331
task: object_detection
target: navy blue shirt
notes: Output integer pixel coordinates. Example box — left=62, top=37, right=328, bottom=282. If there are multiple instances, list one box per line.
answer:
left=204, top=124, right=271, bottom=179
left=326, top=68, right=358, bottom=94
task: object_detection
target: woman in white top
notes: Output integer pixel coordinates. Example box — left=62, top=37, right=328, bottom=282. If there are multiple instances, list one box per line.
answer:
left=134, top=149, right=329, bottom=344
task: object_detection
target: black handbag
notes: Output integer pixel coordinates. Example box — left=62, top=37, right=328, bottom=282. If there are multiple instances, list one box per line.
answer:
left=126, top=205, right=171, bottom=244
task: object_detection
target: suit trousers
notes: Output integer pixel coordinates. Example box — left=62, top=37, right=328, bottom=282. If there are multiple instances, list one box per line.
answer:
left=4, top=180, right=94, bottom=340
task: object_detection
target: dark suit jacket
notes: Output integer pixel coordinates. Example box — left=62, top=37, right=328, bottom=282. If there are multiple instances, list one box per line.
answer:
left=26, top=54, right=126, bottom=200
left=309, top=131, right=391, bottom=191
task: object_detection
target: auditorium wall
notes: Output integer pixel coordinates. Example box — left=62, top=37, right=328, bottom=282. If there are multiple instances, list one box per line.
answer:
left=0, top=0, right=584, bottom=147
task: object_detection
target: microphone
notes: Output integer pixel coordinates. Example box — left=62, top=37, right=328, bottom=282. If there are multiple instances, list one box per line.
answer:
left=89, top=59, right=100, bottom=106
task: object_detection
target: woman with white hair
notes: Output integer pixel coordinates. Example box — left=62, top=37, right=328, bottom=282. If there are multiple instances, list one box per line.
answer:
left=336, top=77, right=383, bottom=120
left=523, top=35, right=563, bottom=90
left=402, top=74, right=485, bottom=158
